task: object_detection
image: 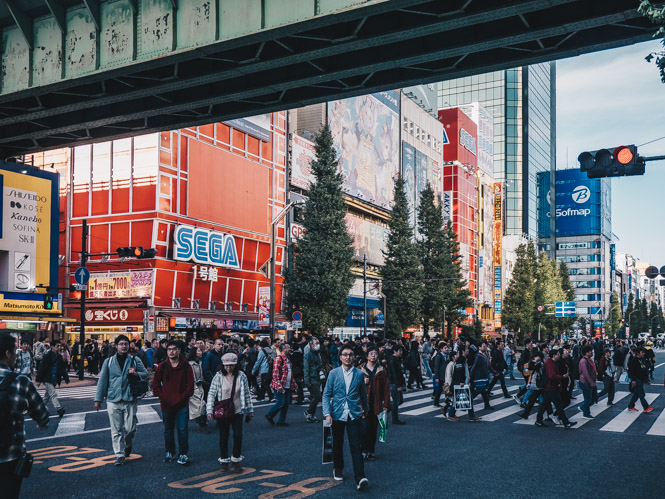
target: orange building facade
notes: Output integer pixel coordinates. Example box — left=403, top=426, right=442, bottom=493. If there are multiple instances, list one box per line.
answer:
left=28, top=113, right=288, bottom=342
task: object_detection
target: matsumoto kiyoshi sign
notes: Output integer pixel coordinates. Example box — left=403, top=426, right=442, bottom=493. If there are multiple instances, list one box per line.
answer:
left=174, top=225, right=240, bottom=268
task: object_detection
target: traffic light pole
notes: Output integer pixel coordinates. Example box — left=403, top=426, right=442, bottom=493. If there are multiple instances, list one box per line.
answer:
left=78, top=220, right=88, bottom=381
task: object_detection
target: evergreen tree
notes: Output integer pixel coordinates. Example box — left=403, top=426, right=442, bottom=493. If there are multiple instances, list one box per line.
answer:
left=625, top=293, right=635, bottom=337
left=441, top=221, right=472, bottom=336
left=417, top=185, right=447, bottom=335
left=382, top=175, right=423, bottom=338
left=557, top=261, right=576, bottom=332
left=604, top=292, right=621, bottom=338
left=502, top=242, right=537, bottom=343
left=533, top=252, right=564, bottom=338
left=638, top=298, right=649, bottom=335
left=284, top=125, right=354, bottom=334
left=639, top=1, right=665, bottom=83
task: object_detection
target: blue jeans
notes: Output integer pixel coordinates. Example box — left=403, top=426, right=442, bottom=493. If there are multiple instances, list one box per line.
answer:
left=579, top=381, right=596, bottom=417
left=267, top=389, right=291, bottom=423
left=423, top=357, right=433, bottom=378
left=163, top=406, right=188, bottom=455
left=508, top=362, right=515, bottom=379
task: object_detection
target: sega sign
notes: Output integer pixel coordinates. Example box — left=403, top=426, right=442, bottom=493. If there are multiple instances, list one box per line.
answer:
left=174, top=225, right=240, bottom=268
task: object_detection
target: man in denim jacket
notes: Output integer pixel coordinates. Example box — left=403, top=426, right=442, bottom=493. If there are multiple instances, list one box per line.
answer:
left=323, top=344, right=369, bottom=491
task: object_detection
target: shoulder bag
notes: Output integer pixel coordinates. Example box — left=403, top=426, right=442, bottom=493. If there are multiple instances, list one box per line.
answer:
left=129, top=356, right=149, bottom=398
left=213, top=374, right=237, bottom=423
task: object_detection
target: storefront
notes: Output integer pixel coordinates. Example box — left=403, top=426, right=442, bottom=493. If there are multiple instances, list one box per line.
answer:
left=155, top=312, right=275, bottom=340
left=66, top=305, right=146, bottom=343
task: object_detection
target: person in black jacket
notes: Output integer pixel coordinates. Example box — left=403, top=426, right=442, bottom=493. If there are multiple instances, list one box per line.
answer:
left=405, top=341, right=426, bottom=391
left=432, top=343, right=449, bottom=407
left=488, top=341, right=510, bottom=398
left=35, top=340, right=69, bottom=417
left=386, top=345, right=406, bottom=424
left=513, top=339, right=533, bottom=403
left=613, top=342, right=626, bottom=382
left=627, top=347, right=653, bottom=412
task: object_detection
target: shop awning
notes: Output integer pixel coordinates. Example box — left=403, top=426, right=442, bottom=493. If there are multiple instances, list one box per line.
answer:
left=64, top=300, right=147, bottom=309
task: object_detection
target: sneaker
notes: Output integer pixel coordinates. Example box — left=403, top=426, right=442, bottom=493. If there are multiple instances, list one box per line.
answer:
left=551, top=415, right=562, bottom=425
left=304, top=411, right=314, bottom=422
left=534, top=421, right=547, bottom=427
left=56, top=407, right=66, bottom=418
left=469, top=416, right=482, bottom=422
left=446, top=415, right=460, bottom=422
left=177, top=454, right=190, bottom=465
left=124, top=446, right=132, bottom=457
left=114, top=457, right=125, bottom=466
left=581, top=414, right=594, bottom=420
left=164, top=452, right=175, bottom=462
left=265, top=414, right=275, bottom=425
left=333, top=468, right=344, bottom=481
left=356, top=477, right=369, bottom=490
left=644, top=407, right=655, bottom=413
left=628, top=407, right=639, bottom=412
left=365, top=453, right=375, bottom=461
left=564, top=422, right=577, bottom=429
left=310, top=415, right=320, bottom=423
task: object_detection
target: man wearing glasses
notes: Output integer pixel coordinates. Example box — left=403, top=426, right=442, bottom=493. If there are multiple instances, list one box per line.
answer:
left=94, top=335, right=148, bottom=466
left=322, top=344, right=369, bottom=491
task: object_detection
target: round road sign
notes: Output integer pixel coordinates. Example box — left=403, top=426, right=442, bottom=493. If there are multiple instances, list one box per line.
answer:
left=646, top=266, right=659, bottom=279
left=292, top=311, right=302, bottom=321
left=536, top=305, right=544, bottom=312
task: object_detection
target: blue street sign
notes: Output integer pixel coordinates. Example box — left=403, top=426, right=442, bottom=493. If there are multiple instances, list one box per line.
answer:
left=555, top=301, right=575, bottom=318
left=74, top=267, right=90, bottom=285
left=292, top=311, right=302, bottom=321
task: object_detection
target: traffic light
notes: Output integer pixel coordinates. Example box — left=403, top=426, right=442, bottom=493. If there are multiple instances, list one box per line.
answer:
left=116, top=247, right=157, bottom=258
left=578, top=145, right=645, bottom=178
left=43, top=294, right=54, bottom=310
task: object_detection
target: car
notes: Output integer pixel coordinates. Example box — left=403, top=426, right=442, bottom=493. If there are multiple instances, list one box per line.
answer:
left=657, top=333, right=665, bottom=340
left=638, top=332, right=651, bottom=341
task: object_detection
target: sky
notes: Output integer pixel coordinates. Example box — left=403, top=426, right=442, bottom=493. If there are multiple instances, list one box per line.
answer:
left=556, top=39, right=665, bottom=265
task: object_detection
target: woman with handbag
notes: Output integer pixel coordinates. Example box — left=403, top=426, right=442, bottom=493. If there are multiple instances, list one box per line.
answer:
left=188, top=348, right=208, bottom=433
left=445, top=348, right=479, bottom=421
left=206, top=353, right=253, bottom=473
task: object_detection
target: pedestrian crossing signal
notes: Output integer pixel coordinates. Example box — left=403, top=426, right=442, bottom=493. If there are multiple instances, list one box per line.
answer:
left=43, top=294, right=54, bottom=310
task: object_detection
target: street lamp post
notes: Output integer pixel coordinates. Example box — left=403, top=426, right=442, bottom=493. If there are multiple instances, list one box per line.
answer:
left=270, top=200, right=306, bottom=339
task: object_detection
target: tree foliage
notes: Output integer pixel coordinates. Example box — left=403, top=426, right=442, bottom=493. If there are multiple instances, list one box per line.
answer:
left=604, top=292, right=621, bottom=338
left=533, top=251, right=565, bottom=338
left=284, top=125, right=354, bottom=334
left=639, top=1, right=665, bottom=83
left=382, top=175, right=423, bottom=338
left=502, top=242, right=537, bottom=343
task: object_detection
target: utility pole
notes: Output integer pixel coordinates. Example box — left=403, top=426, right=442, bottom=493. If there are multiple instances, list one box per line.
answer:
left=79, top=220, right=88, bottom=381
left=363, top=254, right=367, bottom=337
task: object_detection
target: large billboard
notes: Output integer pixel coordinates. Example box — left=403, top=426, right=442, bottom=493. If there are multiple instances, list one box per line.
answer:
left=328, top=91, right=399, bottom=210
left=0, top=162, right=59, bottom=313
left=345, top=213, right=389, bottom=267
left=226, top=114, right=271, bottom=142
left=401, top=142, right=416, bottom=226
left=290, top=135, right=317, bottom=190
left=493, top=182, right=502, bottom=328
left=537, top=169, right=611, bottom=238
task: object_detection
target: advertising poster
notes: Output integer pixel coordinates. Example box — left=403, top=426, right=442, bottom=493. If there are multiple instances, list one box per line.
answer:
left=493, top=182, right=502, bottom=327
left=401, top=142, right=416, bottom=226
left=442, top=191, right=453, bottom=224
left=0, top=162, right=59, bottom=313
left=258, top=286, right=270, bottom=327
left=345, top=213, right=389, bottom=267
left=431, top=160, right=443, bottom=206
left=291, top=135, right=317, bottom=190
left=87, top=270, right=154, bottom=299
left=328, top=91, right=399, bottom=210
left=415, top=149, right=429, bottom=212
left=226, top=114, right=271, bottom=141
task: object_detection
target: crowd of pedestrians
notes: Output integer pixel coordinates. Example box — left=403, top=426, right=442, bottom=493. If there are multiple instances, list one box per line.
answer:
left=2, top=330, right=663, bottom=496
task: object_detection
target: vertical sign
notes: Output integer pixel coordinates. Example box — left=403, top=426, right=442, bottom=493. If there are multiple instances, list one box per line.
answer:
left=493, top=182, right=502, bottom=328
left=610, top=243, right=616, bottom=293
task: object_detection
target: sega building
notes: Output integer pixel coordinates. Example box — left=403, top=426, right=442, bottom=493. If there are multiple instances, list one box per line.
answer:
left=538, top=168, right=612, bottom=327
left=439, top=108, right=479, bottom=322
left=27, top=114, right=288, bottom=342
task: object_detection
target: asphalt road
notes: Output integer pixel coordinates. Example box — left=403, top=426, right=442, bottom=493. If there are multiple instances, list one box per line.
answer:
left=20, top=351, right=665, bottom=498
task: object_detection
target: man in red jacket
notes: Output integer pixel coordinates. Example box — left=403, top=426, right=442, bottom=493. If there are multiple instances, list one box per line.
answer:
left=536, top=348, right=576, bottom=429
left=152, top=340, right=195, bottom=465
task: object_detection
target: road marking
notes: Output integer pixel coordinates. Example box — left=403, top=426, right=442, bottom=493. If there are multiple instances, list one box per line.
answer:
left=26, top=402, right=161, bottom=421
left=136, top=405, right=162, bottom=424
left=54, top=413, right=86, bottom=436
left=647, top=408, right=665, bottom=436
left=599, top=393, right=659, bottom=432
left=654, top=362, right=665, bottom=369
left=569, top=391, right=630, bottom=428
left=433, top=395, right=514, bottom=418
left=515, top=393, right=584, bottom=425
left=481, top=403, right=524, bottom=422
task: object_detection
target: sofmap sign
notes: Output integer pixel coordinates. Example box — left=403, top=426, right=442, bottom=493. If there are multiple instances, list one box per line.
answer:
left=174, top=225, right=240, bottom=268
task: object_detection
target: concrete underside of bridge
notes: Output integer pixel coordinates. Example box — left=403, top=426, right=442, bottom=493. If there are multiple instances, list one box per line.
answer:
left=0, top=0, right=657, bottom=157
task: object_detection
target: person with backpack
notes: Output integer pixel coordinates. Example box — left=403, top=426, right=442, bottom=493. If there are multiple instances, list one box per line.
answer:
left=536, top=348, right=576, bottom=428
left=421, top=336, right=433, bottom=379
left=265, top=343, right=296, bottom=426
left=206, top=352, right=253, bottom=472
left=0, top=333, right=50, bottom=499
left=252, top=340, right=275, bottom=402
left=152, top=340, right=195, bottom=465
left=33, top=338, right=46, bottom=373
left=488, top=340, right=511, bottom=398
left=35, top=340, right=69, bottom=418
left=14, top=340, right=34, bottom=379
left=405, top=341, right=426, bottom=390
left=517, top=351, right=545, bottom=420
left=469, top=341, right=492, bottom=411
left=94, top=334, right=148, bottom=466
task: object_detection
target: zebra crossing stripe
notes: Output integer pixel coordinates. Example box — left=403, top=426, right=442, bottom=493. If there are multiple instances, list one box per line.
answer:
left=515, top=391, right=584, bottom=425
left=481, top=402, right=523, bottom=422
left=646, top=407, right=665, bottom=436
left=599, top=393, right=659, bottom=433
left=402, top=386, right=519, bottom=415
left=433, top=393, right=516, bottom=418
left=569, top=392, right=630, bottom=427
left=136, top=405, right=162, bottom=424
left=54, top=413, right=86, bottom=436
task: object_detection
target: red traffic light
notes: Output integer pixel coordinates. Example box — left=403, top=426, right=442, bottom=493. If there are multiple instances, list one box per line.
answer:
left=614, top=146, right=634, bottom=165
left=133, top=247, right=143, bottom=257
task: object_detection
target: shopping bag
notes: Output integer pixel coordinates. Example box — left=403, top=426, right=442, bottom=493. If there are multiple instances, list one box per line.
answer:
left=473, top=378, right=489, bottom=393
left=619, top=372, right=629, bottom=383
left=378, top=411, right=388, bottom=443
left=454, top=386, right=472, bottom=411
left=322, top=420, right=333, bottom=464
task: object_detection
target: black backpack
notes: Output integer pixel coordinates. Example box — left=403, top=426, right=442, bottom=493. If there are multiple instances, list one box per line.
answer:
left=0, top=372, right=19, bottom=447
left=535, top=364, right=549, bottom=390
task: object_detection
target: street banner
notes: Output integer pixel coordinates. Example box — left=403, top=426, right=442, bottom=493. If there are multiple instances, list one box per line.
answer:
left=454, top=386, right=472, bottom=411
left=322, top=420, right=333, bottom=464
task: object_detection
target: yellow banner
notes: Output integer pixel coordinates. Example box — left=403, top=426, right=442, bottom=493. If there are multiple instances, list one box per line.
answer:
left=0, top=293, right=61, bottom=314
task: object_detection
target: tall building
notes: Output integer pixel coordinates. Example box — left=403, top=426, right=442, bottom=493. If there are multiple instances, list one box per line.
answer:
left=537, top=168, right=612, bottom=333
left=438, top=63, right=556, bottom=240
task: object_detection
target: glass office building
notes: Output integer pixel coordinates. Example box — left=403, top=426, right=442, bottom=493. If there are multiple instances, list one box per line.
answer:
left=438, top=62, right=555, bottom=239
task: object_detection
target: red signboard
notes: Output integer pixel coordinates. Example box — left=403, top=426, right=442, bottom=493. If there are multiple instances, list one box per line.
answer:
left=68, top=307, right=145, bottom=324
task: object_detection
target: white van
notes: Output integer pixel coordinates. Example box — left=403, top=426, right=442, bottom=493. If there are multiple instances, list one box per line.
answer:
left=638, top=332, right=651, bottom=341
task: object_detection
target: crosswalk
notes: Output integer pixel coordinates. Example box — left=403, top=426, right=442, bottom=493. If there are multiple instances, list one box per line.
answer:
left=397, top=385, right=665, bottom=437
